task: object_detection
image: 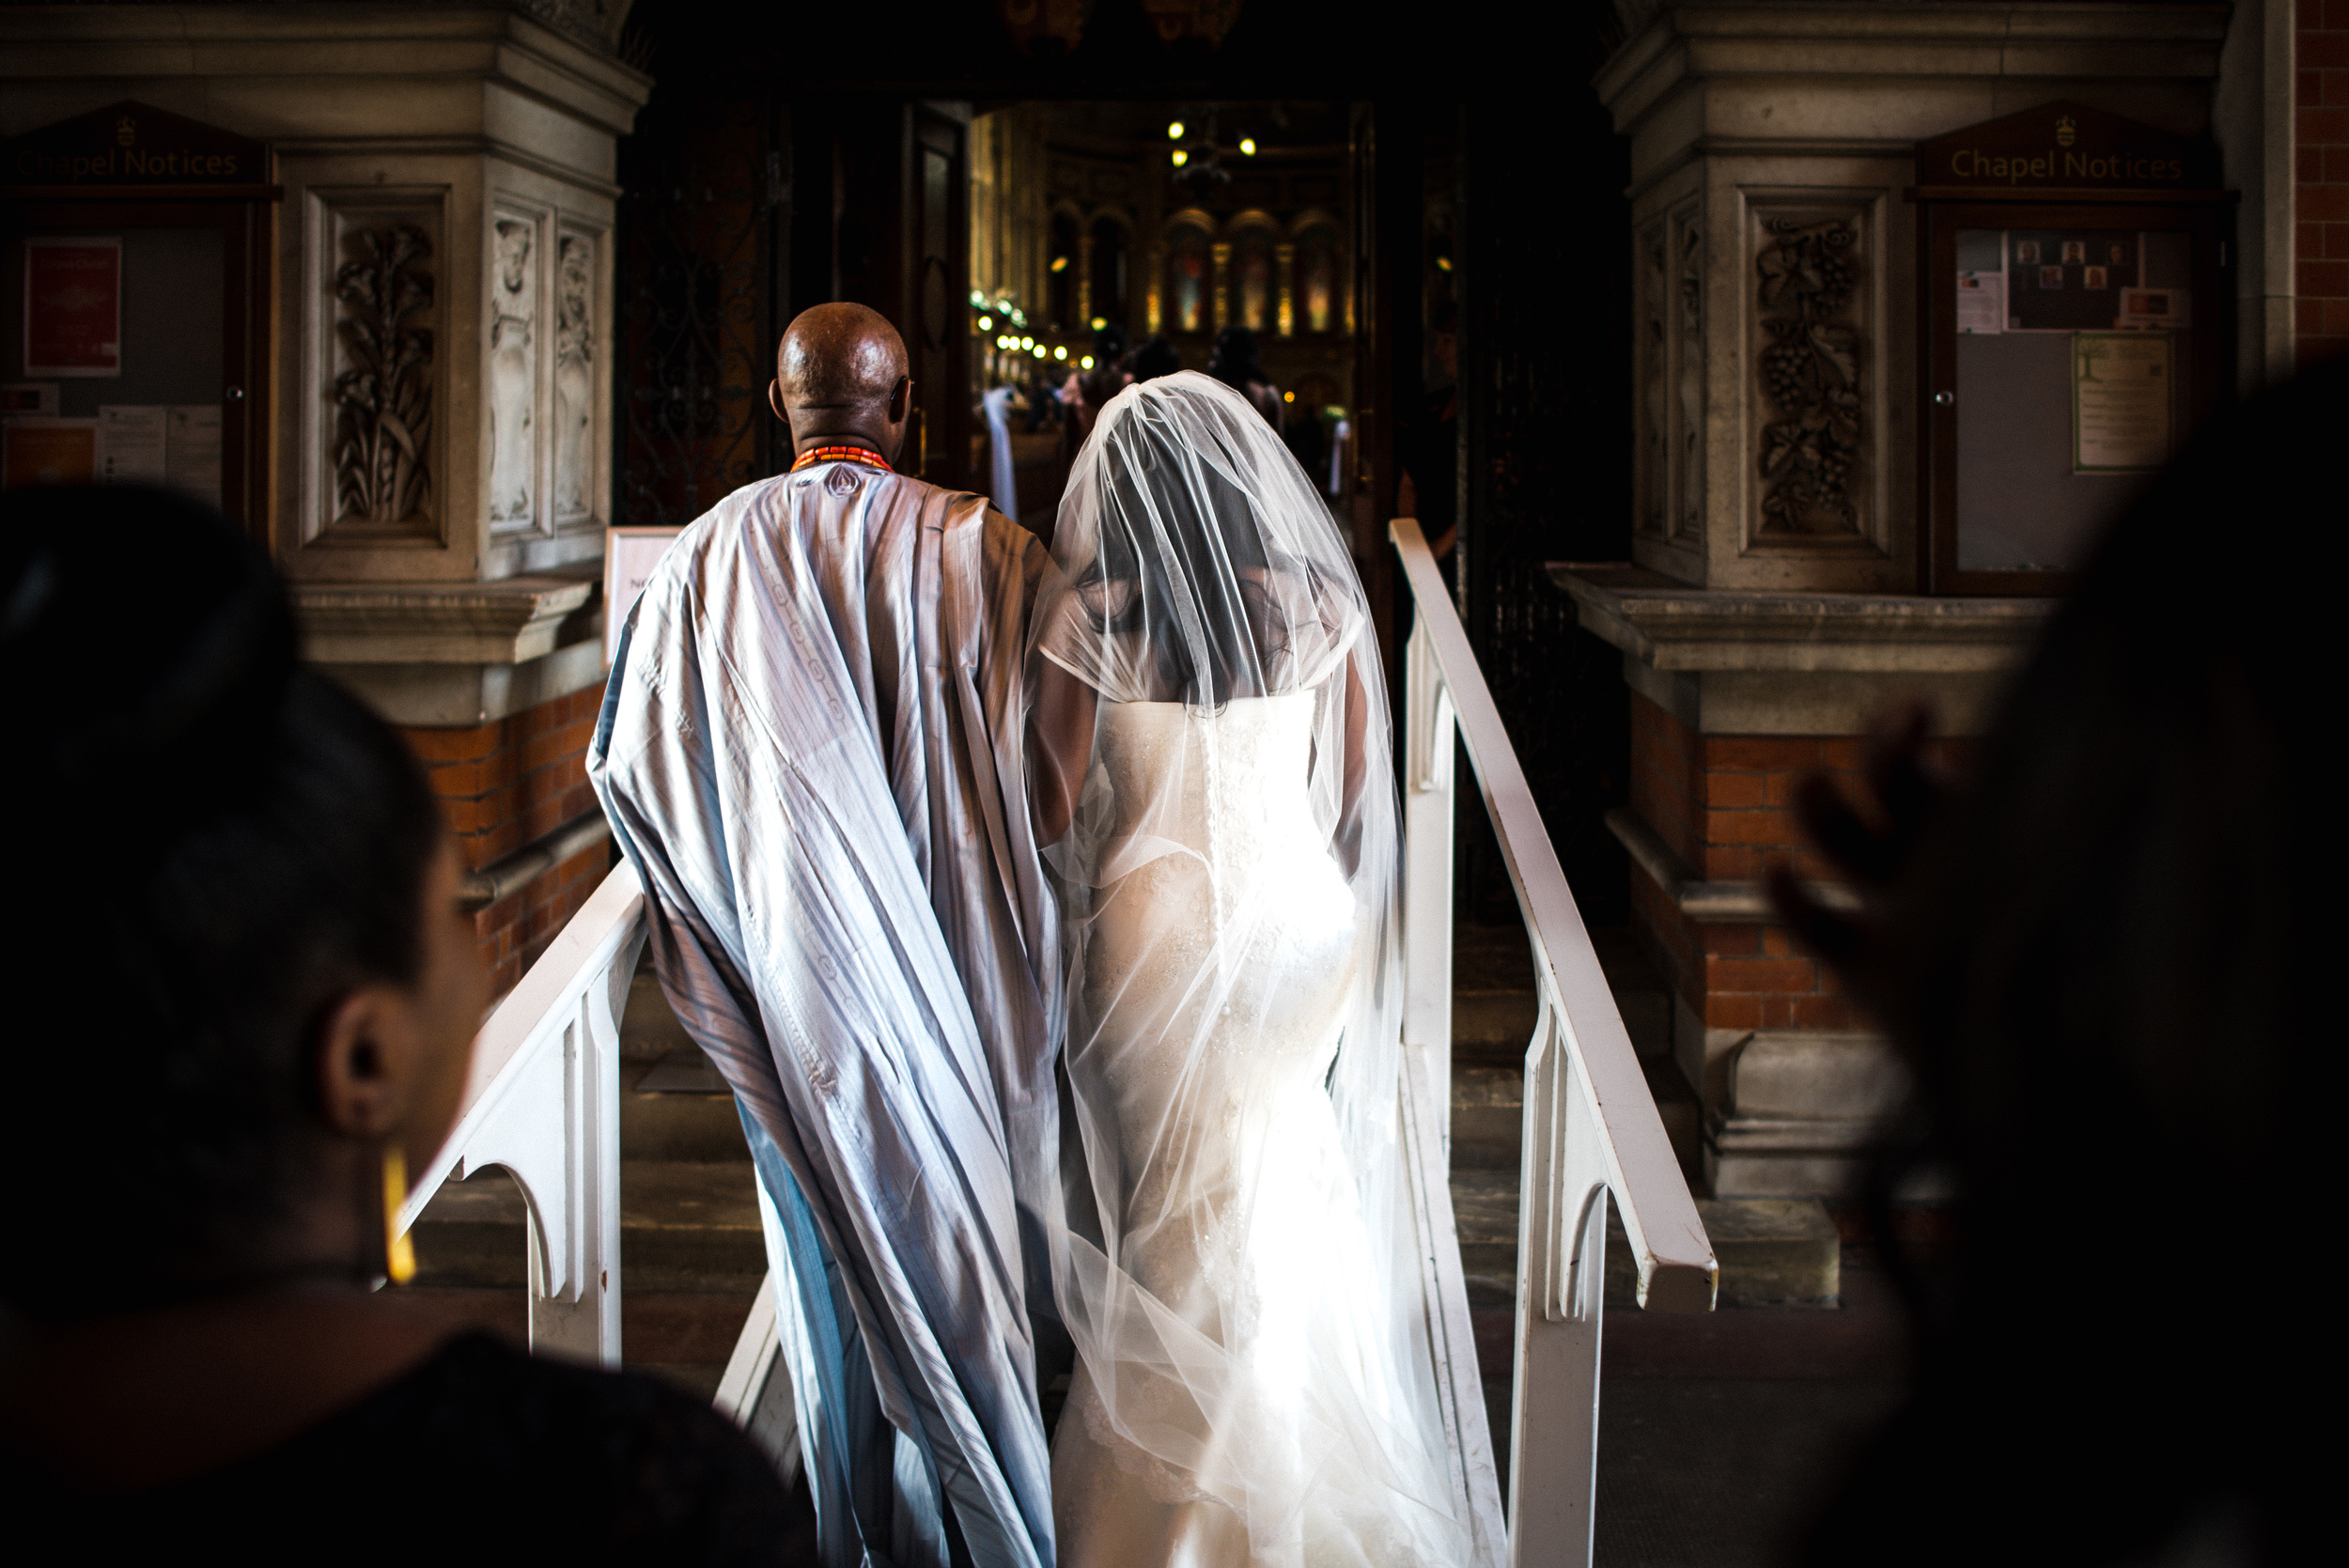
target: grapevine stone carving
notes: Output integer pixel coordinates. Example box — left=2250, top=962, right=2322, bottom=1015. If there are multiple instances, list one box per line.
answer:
left=1755, top=216, right=1860, bottom=536
left=334, top=225, right=435, bottom=527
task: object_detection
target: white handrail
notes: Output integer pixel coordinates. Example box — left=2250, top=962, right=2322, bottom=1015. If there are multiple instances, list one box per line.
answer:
left=397, top=859, right=647, bottom=1365
left=1391, top=519, right=1718, bottom=1568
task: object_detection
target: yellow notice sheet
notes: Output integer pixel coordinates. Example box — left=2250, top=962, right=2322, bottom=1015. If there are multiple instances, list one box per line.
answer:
left=2072, top=333, right=2172, bottom=473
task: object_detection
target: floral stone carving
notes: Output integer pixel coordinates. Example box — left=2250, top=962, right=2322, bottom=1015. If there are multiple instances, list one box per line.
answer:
left=1755, top=217, right=1860, bottom=536
left=334, top=225, right=435, bottom=527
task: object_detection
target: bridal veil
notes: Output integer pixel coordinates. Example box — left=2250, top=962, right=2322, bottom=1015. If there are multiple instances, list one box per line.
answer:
left=1032, top=372, right=1469, bottom=1565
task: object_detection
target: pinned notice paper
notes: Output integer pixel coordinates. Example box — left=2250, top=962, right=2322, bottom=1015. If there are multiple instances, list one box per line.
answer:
left=168, top=404, right=223, bottom=507
left=98, top=404, right=169, bottom=485
left=2073, top=333, right=2171, bottom=473
left=1956, top=271, right=2005, bottom=334
left=604, top=525, right=685, bottom=668
left=2, top=417, right=99, bottom=487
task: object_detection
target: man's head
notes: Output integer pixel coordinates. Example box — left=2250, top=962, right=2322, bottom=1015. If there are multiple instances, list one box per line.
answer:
left=769, top=303, right=914, bottom=464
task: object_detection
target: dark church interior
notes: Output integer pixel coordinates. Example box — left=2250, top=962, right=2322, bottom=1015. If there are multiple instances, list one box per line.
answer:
left=0, top=1, right=2322, bottom=1561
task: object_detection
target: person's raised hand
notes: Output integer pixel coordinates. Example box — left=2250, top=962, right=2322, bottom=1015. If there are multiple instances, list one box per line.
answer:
left=1766, top=700, right=1945, bottom=1023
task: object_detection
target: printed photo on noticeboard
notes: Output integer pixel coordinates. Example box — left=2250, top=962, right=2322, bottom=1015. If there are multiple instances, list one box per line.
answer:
left=23, top=239, right=122, bottom=378
left=2015, top=240, right=2041, bottom=265
left=2061, top=241, right=2086, bottom=265
left=2084, top=266, right=2108, bottom=291
left=2039, top=266, right=2064, bottom=290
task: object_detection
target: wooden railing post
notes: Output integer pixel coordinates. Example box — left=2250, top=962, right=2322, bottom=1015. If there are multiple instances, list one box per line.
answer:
left=1508, top=1004, right=1612, bottom=1567
left=1389, top=517, right=1718, bottom=1568
left=397, top=861, right=647, bottom=1368
left=1403, top=612, right=1460, bottom=1151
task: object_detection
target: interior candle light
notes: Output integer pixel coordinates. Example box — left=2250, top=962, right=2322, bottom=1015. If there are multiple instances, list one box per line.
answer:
left=1167, top=120, right=1184, bottom=140
left=1053, top=345, right=1067, bottom=360
left=1171, top=149, right=1188, bottom=167
left=1239, top=137, right=1257, bottom=156
left=1081, top=355, right=1095, bottom=369
left=977, top=315, right=992, bottom=330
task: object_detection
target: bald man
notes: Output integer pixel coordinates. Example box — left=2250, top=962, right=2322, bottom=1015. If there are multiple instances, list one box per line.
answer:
left=591, top=303, right=1059, bottom=1568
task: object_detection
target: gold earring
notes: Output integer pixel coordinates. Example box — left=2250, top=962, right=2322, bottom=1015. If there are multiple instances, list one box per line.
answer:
left=381, top=1143, right=417, bottom=1286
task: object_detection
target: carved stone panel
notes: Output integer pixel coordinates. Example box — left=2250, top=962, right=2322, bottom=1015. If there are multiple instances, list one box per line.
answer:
left=1749, top=202, right=1868, bottom=544
left=1633, top=201, right=1706, bottom=551
left=1672, top=205, right=1704, bottom=542
left=332, top=223, right=436, bottom=532
left=553, top=232, right=596, bottom=522
left=307, top=194, right=444, bottom=548
left=1634, top=216, right=1668, bottom=539
left=487, top=212, right=539, bottom=534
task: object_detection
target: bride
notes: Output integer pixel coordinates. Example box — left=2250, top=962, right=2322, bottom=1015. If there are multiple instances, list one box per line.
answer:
left=1028, top=372, right=1470, bottom=1567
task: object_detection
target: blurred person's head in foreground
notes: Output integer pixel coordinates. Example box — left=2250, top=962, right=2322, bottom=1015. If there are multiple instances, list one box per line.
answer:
left=1776, top=362, right=2339, bottom=1566
left=0, top=485, right=478, bottom=1322
left=0, top=489, right=798, bottom=1555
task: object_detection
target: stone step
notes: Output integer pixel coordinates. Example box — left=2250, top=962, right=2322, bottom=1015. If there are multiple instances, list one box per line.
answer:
left=1450, top=1169, right=1841, bottom=1311
left=1451, top=924, right=1672, bottom=1063
left=1451, top=1055, right=1703, bottom=1182
left=619, top=959, right=695, bottom=1063
left=411, top=1159, right=766, bottom=1293
left=625, top=1049, right=752, bottom=1161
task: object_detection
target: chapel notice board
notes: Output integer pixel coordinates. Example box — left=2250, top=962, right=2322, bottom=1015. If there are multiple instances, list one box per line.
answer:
left=1, top=101, right=275, bottom=539
left=1914, top=101, right=2230, bottom=596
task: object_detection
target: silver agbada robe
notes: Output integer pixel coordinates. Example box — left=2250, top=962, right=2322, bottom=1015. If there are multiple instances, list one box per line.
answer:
left=588, top=458, right=1059, bottom=1568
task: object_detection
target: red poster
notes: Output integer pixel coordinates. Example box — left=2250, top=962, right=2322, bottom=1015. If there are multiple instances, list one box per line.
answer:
left=23, top=239, right=121, bottom=377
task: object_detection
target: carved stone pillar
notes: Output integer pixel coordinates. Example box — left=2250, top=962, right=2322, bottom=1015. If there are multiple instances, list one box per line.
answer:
left=1210, top=240, right=1231, bottom=332
left=1577, top=1, right=2232, bottom=1197
left=1145, top=240, right=1167, bottom=334
left=1275, top=241, right=1296, bottom=337
left=1, top=5, right=652, bottom=985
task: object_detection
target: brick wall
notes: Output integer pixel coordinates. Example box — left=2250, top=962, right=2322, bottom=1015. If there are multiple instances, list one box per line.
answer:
left=401, top=686, right=609, bottom=995
left=2302, top=0, right=2349, bottom=365
left=1626, top=692, right=1971, bottom=1042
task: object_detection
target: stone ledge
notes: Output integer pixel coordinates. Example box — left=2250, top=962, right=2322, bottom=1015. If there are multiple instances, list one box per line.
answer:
left=294, top=573, right=599, bottom=665
left=1606, top=806, right=1857, bottom=924
left=1549, top=563, right=2056, bottom=676
left=1599, top=2, right=2230, bottom=137
left=0, top=7, right=653, bottom=139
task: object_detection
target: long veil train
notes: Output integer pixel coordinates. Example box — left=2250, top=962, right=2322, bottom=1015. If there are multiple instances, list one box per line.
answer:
left=1032, top=372, right=1470, bottom=1565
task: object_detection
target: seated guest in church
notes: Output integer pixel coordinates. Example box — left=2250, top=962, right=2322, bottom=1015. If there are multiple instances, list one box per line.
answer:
left=0, top=488, right=793, bottom=1559
left=1774, top=360, right=2338, bottom=1567
left=1061, top=321, right=1132, bottom=451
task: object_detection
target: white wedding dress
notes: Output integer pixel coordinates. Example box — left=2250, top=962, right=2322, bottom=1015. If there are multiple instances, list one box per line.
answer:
left=1035, top=373, right=1469, bottom=1568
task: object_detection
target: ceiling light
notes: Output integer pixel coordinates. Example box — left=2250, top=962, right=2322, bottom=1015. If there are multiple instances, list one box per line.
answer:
left=977, top=314, right=992, bottom=330
left=1436, top=256, right=1454, bottom=272
left=1053, top=345, right=1068, bottom=360
left=1050, top=255, right=1069, bottom=272
left=1167, top=120, right=1185, bottom=140
left=1032, top=344, right=1047, bottom=358
left=1081, top=355, right=1095, bottom=369
left=1171, top=149, right=1188, bottom=167
left=1090, top=316, right=1107, bottom=331
left=1019, top=336, right=1033, bottom=349
left=1239, top=137, right=1257, bottom=156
